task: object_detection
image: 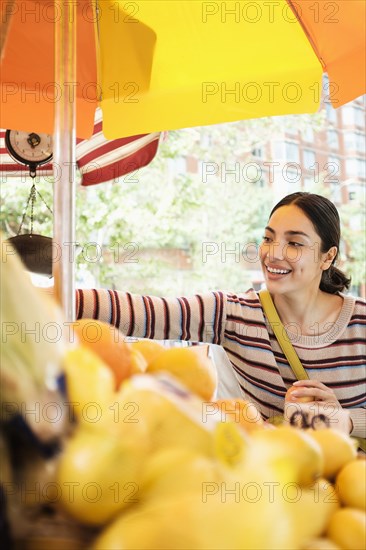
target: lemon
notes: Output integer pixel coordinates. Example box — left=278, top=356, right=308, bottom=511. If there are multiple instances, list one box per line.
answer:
left=62, top=346, right=115, bottom=420
left=302, top=538, right=341, bottom=549
left=326, top=508, right=366, bottom=550
left=130, top=339, right=165, bottom=365
left=129, top=347, right=148, bottom=374
left=280, top=478, right=339, bottom=546
left=336, top=458, right=366, bottom=510
left=147, top=346, right=217, bottom=400
left=250, top=425, right=324, bottom=486
left=114, top=376, right=215, bottom=456
left=93, top=490, right=302, bottom=550
left=140, top=446, right=222, bottom=502
left=57, top=426, right=148, bottom=525
left=307, top=429, right=358, bottom=480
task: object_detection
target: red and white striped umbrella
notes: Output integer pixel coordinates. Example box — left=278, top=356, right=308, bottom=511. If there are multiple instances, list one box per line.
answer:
left=1, top=109, right=161, bottom=186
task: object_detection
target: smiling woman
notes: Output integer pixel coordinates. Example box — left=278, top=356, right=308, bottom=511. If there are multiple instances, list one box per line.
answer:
left=77, top=192, right=366, bottom=442
left=262, top=192, right=351, bottom=295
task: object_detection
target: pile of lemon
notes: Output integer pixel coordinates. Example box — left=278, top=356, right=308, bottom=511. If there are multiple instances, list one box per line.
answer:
left=23, top=320, right=366, bottom=549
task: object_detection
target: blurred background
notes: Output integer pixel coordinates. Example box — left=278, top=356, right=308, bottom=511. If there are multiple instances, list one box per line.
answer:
left=1, top=81, right=365, bottom=298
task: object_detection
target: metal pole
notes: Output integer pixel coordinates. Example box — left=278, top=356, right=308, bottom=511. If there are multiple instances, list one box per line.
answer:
left=53, top=0, right=76, bottom=321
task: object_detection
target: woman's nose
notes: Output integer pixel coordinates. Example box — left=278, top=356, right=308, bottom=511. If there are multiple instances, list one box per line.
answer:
left=267, top=241, right=286, bottom=261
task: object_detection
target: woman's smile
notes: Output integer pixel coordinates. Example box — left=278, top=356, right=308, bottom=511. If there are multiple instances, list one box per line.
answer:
left=260, top=204, right=331, bottom=295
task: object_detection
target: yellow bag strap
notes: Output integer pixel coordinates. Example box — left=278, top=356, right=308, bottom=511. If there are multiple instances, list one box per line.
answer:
left=259, top=289, right=366, bottom=453
left=259, top=289, right=309, bottom=381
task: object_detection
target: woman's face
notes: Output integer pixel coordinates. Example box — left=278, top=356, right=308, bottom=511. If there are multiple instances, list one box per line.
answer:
left=259, top=204, right=333, bottom=296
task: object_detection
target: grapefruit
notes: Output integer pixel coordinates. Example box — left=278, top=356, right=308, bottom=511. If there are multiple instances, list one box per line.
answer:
left=72, top=319, right=132, bottom=389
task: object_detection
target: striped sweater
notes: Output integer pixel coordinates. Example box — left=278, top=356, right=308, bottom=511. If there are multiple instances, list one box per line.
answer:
left=76, top=288, right=366, bottom=438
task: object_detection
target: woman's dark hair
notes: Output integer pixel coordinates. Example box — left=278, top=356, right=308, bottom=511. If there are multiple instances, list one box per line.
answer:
left=270, top=192, right=351, bottom=294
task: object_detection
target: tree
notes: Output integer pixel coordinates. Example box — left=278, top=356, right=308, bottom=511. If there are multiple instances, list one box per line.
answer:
left=2, top=110, right=364, bottom=296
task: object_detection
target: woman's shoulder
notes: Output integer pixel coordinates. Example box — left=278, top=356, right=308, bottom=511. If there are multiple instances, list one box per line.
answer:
left=337, top=292, right=366, bottom=332
left=339, top=292, right=366, bottom=311
left=347, top=293, right=366, bottom=316
left=353, top=295, right=366, bottom=308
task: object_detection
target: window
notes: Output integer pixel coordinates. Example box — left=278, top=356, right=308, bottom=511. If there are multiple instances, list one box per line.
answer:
left=342, top=106, right=355, bottom=125
left=285, top=142, right=299, bottom=163
left=252, top=147, right=263, bottom=158
left=348, top=184, right=361, bottom=201
left=357, top=133, right=365, bottom=151
left=346, top=159, right=358, bottom=177
left=342, top=105, right=366, bottom=127
left=343, top=132, right=356, bottom=151
left=329, top=182, right=341, bottom=204
left=354, top=107, right=365, bottom=128
left=343, top=132, right=365, bottom=153
left=328, top=155, right=340, bottom=167
left=327, top=130, right=339, bottom=150
left=325, top=102, right=337, bottom=124
left=326, top=156, right=341, bottom=184
left=273, top=141, right=285, bottom=159
left=303, top=149, right=316, bottom=168
left=346, top=158, right=366, bottom=179
left=358, top=158, right=366, bottom=179
left=328, top=155, right=340, bottom=172
left=354, top=96, right=366, bottom=107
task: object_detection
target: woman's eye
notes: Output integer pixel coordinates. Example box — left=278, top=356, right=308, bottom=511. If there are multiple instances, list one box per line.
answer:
left=288, top=241, right=303, bottom=247
left=262, top=236, right=271, bottom=243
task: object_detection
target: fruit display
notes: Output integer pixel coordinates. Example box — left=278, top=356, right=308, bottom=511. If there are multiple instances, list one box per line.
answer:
left=1, top=241, right=365, bottom=549
left=1, top=240, right=69, bottom=441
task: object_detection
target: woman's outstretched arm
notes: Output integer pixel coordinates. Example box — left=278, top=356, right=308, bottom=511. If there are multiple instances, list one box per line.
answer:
left=76, top=288, right=227, bottom=344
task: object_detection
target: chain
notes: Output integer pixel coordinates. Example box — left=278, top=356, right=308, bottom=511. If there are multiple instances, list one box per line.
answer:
left=36, top=189, right=53, bottom=215
left=29, top=183, right=36, bottom=234
left=18, top=183, right=36, bottom=235
left=17, top=176, right=53, bottom=235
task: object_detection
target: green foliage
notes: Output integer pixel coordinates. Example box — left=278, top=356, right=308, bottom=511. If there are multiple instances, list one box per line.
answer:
left=1, top=111, right=364, bottom=296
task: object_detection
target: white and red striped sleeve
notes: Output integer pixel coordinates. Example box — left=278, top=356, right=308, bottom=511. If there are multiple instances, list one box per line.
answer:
left=76, top=288, right=227, bottom=344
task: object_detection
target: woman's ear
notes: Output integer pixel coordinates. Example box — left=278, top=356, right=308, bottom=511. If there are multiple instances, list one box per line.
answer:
left=321, top=246, right=338, bottom=270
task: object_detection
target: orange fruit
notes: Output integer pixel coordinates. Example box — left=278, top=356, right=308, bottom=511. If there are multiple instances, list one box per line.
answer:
left=146, top=345, right=217, bottom=401
left=72, top=319, right=132, bottom=389
left=130, top=339, right=165, bottom=366
left=285, top=385, right=314, bottom=403
left=215, top=399, right=264, bottom=432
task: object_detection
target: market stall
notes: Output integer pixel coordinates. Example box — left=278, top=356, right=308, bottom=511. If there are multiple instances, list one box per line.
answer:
left=1, top=1, right=365, bottom=548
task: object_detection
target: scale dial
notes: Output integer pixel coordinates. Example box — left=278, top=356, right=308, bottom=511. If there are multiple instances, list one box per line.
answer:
left=5, top=130, right=53, bottom=167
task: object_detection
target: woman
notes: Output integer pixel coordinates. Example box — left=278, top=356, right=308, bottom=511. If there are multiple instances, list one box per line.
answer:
left=77, top=192, right=365, bottom=438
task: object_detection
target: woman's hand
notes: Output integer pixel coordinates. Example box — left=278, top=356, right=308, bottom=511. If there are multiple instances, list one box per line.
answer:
left=285, top=380, right=353, bottom=434
left=289, top=379, right=340, bottom=405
